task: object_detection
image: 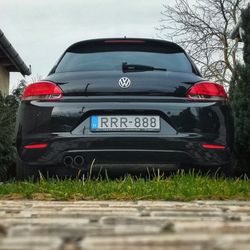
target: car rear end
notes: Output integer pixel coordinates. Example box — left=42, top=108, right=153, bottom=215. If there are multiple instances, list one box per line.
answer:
left=15, top=38, right=234, bottom=179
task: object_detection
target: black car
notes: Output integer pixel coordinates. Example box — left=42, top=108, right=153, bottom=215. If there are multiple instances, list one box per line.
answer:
left=15, top=38, right=234, bottom=179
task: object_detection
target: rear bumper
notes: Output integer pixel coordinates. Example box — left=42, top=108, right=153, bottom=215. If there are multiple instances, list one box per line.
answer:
left=16, top=97, right=234, bottom=168
left=19, top=135, right=232, bottom=167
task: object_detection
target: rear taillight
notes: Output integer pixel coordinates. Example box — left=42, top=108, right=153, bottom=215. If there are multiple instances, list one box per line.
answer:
left=24, top=143, right=48, bottom=149
left=202, top=144, right=226, bottom=149
left=22, top=81, right=63, bottom=101
left=186, top=81, right=227, bottom=101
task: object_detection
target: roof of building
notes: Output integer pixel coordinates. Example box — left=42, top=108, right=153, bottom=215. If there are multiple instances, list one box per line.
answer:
left=0, top=29, right=31, bottom=76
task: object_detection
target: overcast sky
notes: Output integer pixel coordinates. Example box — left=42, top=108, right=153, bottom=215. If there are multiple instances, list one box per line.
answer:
left=0, top=0, right=181, bottom=91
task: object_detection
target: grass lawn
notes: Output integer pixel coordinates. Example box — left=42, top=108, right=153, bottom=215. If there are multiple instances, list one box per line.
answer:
left=0, top=172, right=250, bottom=201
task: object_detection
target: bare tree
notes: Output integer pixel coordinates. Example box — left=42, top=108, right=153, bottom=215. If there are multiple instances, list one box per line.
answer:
left=157, top=0, right=246, bottom=85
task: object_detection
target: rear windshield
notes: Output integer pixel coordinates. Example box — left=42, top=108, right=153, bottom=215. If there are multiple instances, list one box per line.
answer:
left=55, top=42, right=193, bottom=73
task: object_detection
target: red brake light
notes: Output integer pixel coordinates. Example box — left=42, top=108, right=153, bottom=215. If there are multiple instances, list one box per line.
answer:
left=22, top=81, right=63, bottom=101
left=186, top=81, right=227, bottom=101
left=104, top=40, right=145, bottom=43
left=202, top=144, right=226, bottom=149
left=24, top=143, right=48, bottom=149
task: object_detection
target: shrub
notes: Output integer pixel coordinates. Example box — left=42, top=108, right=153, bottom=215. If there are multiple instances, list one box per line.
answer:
left=0, top=92, right=18, bottom=180
left=0, top=80, right=26, bottom=181
left=230, top=6, right=250, bottom=174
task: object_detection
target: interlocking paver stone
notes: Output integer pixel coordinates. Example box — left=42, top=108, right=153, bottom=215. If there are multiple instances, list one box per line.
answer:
left=0, top=200, right=250, bottom=249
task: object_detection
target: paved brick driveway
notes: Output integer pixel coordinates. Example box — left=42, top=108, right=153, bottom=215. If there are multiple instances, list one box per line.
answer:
left=0, top=200, right=250, bottom=249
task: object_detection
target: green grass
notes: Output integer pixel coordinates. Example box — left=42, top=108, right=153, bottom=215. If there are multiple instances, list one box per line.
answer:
left=0, top=172, right=250, bottom=201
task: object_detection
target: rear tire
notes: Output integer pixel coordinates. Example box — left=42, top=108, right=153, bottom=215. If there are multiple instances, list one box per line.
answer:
left=189, top=163, right=234, bottom=178
left=218, top=153, right=236, bottom=178
left=16, top=156, right=40, bottom=181
left=216, top=163, right=234, bottom=178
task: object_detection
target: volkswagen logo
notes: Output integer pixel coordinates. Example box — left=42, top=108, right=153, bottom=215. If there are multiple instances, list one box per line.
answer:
left=118, top=77, right=131, bottom=88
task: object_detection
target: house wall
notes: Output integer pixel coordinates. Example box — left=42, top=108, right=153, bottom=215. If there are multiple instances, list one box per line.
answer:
left=0, top=65, right=9, bottom=96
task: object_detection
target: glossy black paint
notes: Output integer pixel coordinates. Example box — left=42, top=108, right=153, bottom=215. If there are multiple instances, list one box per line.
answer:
left=46, top=71, right=202, bottom=97
left=15, top=38, right=234, bottom=177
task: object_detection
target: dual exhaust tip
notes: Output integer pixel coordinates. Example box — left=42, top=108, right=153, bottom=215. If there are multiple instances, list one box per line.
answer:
left=63, top=155, right=85, bottom=168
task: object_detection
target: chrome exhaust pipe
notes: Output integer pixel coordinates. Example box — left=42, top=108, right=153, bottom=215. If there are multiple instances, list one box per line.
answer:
left=73, top=155, right=85, bottom=167
left=63, top=156, right=73, bottom=167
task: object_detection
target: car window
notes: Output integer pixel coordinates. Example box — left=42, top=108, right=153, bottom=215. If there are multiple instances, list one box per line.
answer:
left=55, top=51, right=193, bottom=73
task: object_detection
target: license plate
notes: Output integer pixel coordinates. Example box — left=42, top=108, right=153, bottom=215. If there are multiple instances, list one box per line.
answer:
left=91, top=115, right=160, bottom=131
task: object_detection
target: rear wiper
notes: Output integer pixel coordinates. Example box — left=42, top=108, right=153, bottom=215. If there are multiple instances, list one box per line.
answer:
left=122, top=62, right=167, bottom=72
